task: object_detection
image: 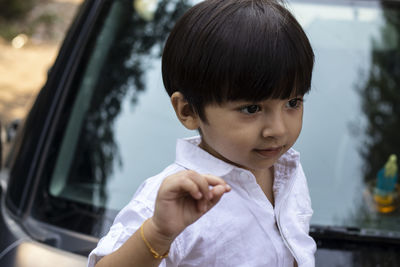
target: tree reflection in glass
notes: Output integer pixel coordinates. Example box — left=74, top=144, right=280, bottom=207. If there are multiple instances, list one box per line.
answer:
left=358, top=5, right=400, bottom=216
left=83, top=0, right=190, bottom=190
left=48, top=0, right=191, bottom=236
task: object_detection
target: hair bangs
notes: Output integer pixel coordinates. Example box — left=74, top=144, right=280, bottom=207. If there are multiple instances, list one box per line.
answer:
left=207, top=3, right=313, bottom=104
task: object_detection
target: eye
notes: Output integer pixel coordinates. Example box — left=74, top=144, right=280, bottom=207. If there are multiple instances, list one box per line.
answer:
left=240, top=104, right=261, bottom=114
left=286, top=98, right=303, bottom=109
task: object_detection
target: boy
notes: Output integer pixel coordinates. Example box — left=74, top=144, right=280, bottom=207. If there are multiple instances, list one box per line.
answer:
left=89, top=0, right=316, bottom=266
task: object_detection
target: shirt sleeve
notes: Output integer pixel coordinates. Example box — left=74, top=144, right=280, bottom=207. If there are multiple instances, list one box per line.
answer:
left=87, top=165, right=186, bottom=267
left=87, top=199, right=153, bottom=267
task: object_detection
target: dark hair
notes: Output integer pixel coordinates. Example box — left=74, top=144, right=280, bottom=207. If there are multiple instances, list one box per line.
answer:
left=162, top=0, right=314, bottom=120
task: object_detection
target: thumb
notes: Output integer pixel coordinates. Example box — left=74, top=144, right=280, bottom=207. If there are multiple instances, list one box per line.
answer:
left=209, top=184, right=231, bottom=206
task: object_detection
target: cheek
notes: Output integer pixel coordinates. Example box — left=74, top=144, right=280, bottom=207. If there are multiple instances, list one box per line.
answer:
left=210, top=129, right=246, bottom=148
left=204, top=125, right=251, bottom=153
left=288, top=115, right=303, bottom=141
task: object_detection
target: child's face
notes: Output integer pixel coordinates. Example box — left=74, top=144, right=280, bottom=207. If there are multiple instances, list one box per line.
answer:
left=197, top=97, right=304, bottom=175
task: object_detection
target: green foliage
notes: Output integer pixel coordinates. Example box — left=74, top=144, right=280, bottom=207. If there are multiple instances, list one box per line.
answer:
left=0, top=21, right=21, bottom=40
left=35, top=13, right=57, bottom=26
left=0, top=0, right=36, bottom=20
left=359, top=8, right=400, bottom=182
left=0, top=1, right=57, bottom=41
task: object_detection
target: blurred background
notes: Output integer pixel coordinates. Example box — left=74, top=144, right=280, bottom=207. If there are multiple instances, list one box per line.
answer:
left=0, top=0, right=83, bottom=125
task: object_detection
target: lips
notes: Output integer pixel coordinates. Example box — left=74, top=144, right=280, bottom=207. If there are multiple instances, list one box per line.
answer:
left=254, top=146, right=283, bottom=158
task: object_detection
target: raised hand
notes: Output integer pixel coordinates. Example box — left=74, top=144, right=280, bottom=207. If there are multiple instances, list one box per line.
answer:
left=150, top=170, right=231, bottom=241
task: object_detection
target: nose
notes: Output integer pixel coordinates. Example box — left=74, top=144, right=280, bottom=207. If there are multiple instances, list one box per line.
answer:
left=261, top=111, right=286, bottom=139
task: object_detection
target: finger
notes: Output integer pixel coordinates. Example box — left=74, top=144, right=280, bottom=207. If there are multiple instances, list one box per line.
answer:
left=202, top=174, right=228, bottom=187
left=202, top=174, right=229, bottom=199
left=197, top=197, right=208, bottom=213
left=178, top=176, right=203, bottom=200
left=209, top=184, right=230, bottom=205
left=187, top=171, right=213, bottom=200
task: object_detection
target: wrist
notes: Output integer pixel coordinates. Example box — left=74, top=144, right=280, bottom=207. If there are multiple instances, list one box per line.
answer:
left=146, top=218, right=176, bottom=248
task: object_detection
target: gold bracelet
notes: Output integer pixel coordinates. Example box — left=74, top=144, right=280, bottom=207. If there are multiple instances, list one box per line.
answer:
left=140, top=220, right=169, bottom=259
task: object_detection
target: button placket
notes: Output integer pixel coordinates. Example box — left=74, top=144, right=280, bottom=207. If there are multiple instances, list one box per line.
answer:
left=238, top=170, right=274, bottom=212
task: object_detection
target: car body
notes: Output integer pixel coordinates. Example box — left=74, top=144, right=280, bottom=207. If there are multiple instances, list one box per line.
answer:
left=1, top=0, right=400, bottom=266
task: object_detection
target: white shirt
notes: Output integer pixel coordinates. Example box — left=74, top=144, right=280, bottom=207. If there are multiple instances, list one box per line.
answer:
left=88, top=136, right=316, bottom=267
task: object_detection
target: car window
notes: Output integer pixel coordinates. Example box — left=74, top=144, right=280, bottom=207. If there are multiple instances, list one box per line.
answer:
left=292, top=2, right=400, bottom=233
left=33, top=0, right=400, bottom=239
left=33, top=0, right=195, bottom=236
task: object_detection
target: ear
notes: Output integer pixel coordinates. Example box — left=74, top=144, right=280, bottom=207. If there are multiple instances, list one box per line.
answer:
left=170, top=92, right=200, bottom=130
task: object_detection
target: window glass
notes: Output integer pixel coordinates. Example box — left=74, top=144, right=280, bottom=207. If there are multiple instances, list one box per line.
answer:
left=40, top=0, right=194, bottom=235
left=292, top=2, right=400, bottom=233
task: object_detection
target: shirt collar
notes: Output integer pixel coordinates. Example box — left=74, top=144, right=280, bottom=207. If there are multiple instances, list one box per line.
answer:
left=175, top=136, right=235, bottom=177
left=273, top=147, right=300, bottom=194
left=175, top=136, right=301, bottom=183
